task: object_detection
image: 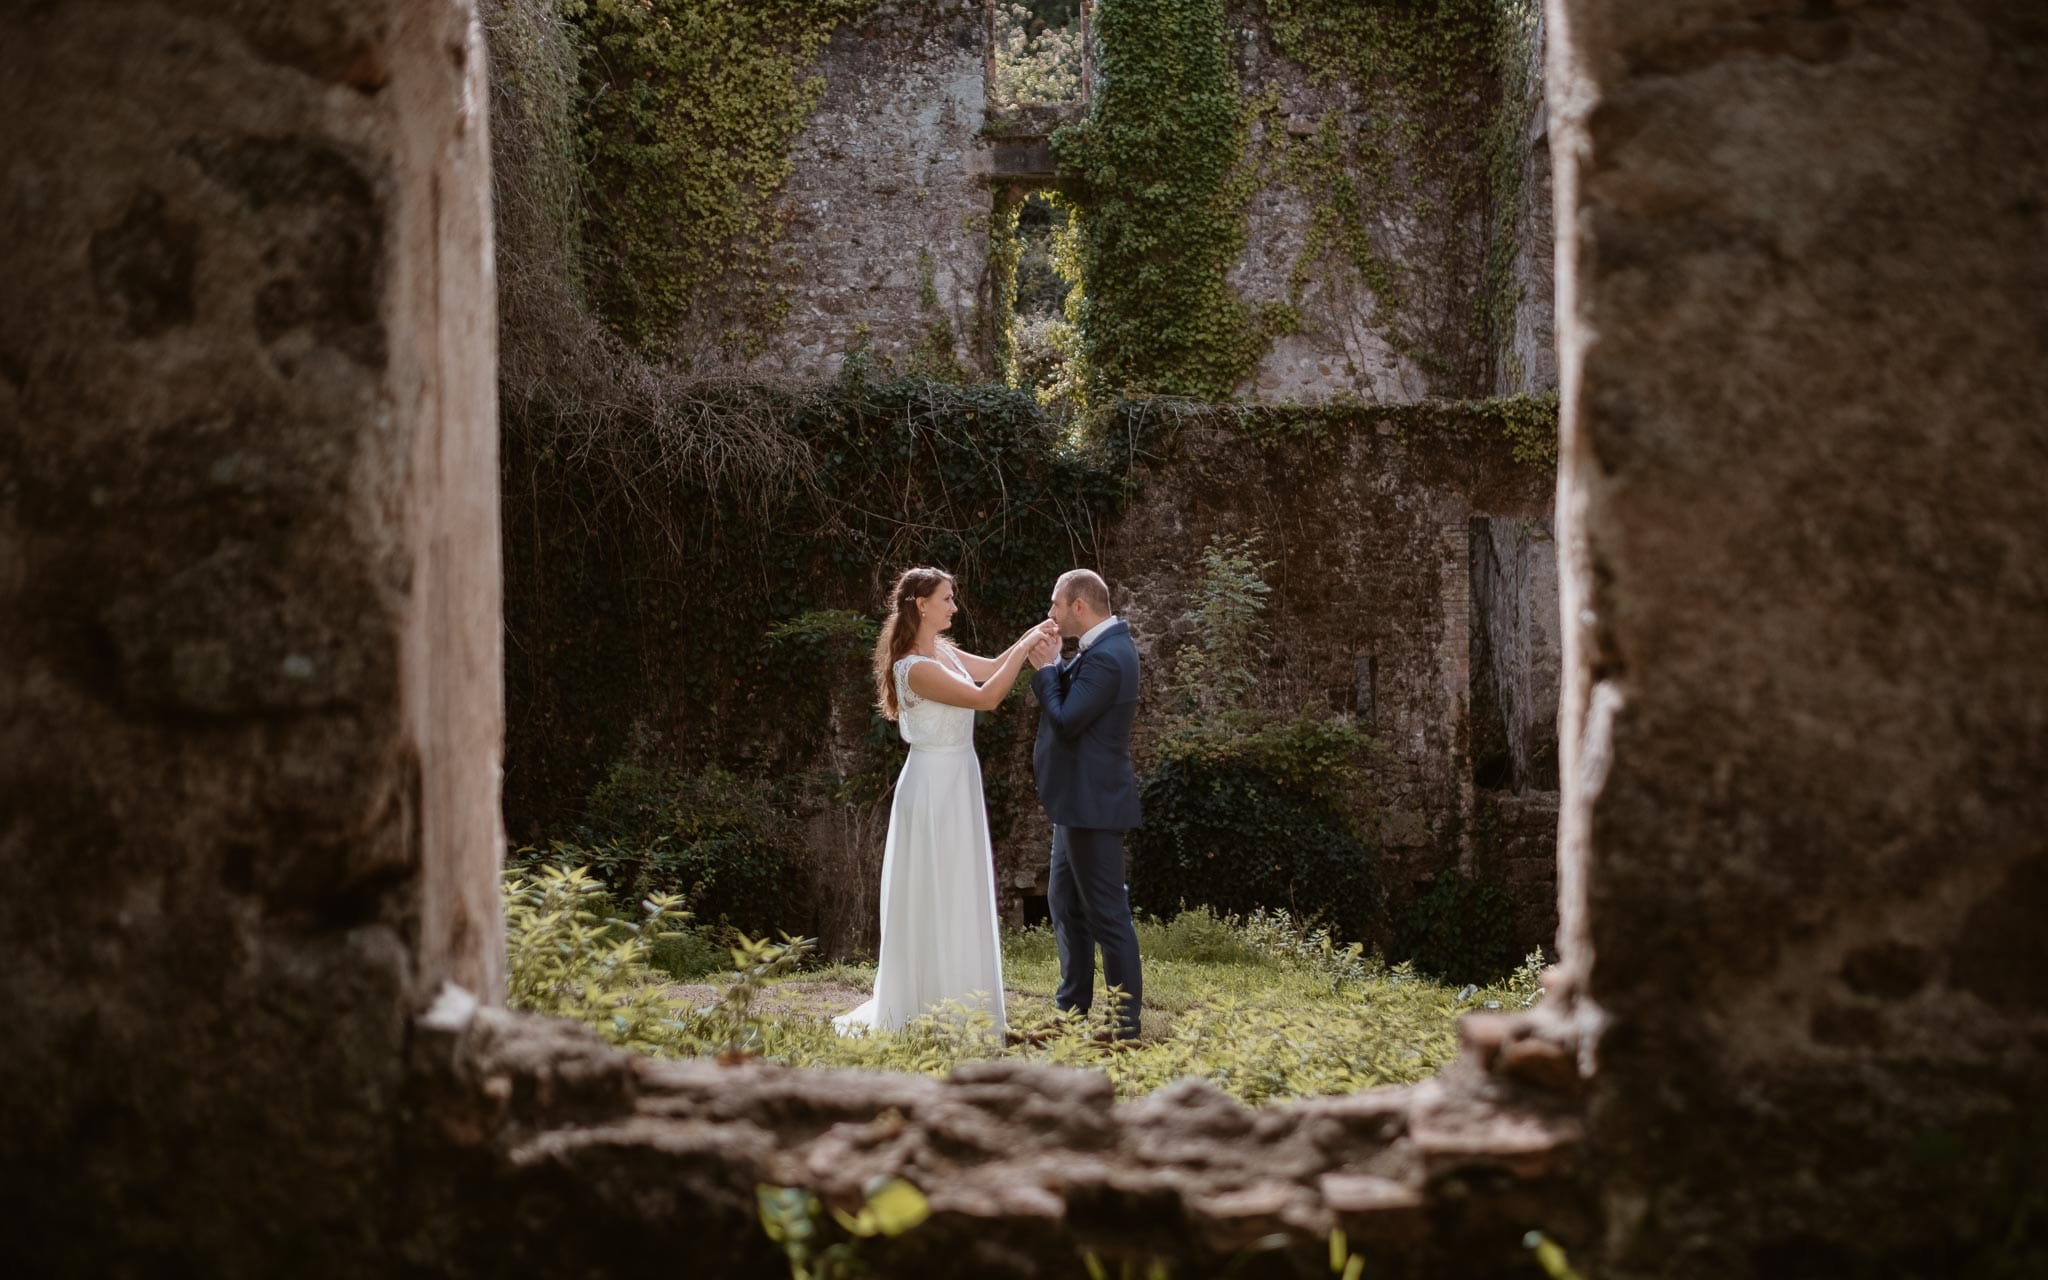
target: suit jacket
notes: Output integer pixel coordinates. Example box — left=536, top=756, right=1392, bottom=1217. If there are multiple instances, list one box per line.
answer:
left=1030, top=619, right=1142, bottom=831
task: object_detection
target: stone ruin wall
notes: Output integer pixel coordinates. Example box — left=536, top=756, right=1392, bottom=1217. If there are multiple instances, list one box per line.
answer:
left=0, top=0, right=501, bottom=1267
left=697, top=0, right=998, bottom=381
left=1499, top=7, right=1556, bottom=400
left=1473, top=515, right=1562, bottom=796
left=1225, top=0, right=1444, bottom=403
left=716, top=0, right=1534, bottom=408
left=1551, top=0, right=2048, bottom=1272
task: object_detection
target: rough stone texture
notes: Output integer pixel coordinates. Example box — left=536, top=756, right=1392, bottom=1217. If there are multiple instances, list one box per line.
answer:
left=710, top=0, right=996, bottom=381
left=980, top=413, right=1553, bottom=926
left=1472, top=516, right=1561, bottom=793
left=400, top=999, right=1591, bottom=1278
left=1227, top=1, right=1439, bottom=403
left=1474, top=790, right=1562, bottom=959
left=1546, top=0, right=2048, bottom=1274
left=1499, top=9, right=1558, bottom=398
left=704, top=0, right=1555, bottom=405
left=0, top=0, right=500, bottom=1270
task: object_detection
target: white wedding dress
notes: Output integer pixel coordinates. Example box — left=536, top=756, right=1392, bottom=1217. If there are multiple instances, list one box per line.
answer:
left=834, top=651, right=1007, bottom=1035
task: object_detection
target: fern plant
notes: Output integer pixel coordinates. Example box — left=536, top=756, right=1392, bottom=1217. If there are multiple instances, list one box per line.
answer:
left=1171, top=533, right=1275, bottom=716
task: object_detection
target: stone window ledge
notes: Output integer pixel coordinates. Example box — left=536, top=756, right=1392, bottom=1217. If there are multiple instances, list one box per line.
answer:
left=408, top=990, right=1593, bottom=1275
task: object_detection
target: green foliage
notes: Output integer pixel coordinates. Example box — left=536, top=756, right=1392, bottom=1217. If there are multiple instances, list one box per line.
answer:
left=1480, top=0, right=1542, bottom=390
left=1481, top=386, right=1561, bottom=465
left=1525, top=1232, right=1589, bottom=1280
left=515, top=883, right=1546, bottom=1105
left=1140, top=534, right=1386, bottom=944
left=504, top=372, right=1142, bottom=836
left=561, top=0, right=873, bottom=354
left=991, top=2, right=1084, bottom=107
left=502, top=864, right=693, bottom=1052
left=1129, top=756, right=1383, bottom=946
left=758, top=1178, right=932, bottom=1280
left=522, top=755, right=799, bottom=940
left=1156, top=712, right=1372, bottom=807
left=1148, top=389, right=1559, bottom=465
left=504, top=862, right=819, bottom=1054
left=1329, top=1227, right=1367, bottom=1280
left=1053, top=0, right=1273, bottom=399
left=1392, top=871, right=1518, bottom=984
left=1168, top=534, right=1274, bottom=715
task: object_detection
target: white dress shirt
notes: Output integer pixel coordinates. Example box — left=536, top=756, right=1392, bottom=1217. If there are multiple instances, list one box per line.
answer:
left=1076, top=615, right=1120, bottom=653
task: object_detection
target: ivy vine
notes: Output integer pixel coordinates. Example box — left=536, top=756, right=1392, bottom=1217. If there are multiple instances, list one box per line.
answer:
left=562, top=0, right=874, bottom=356
left=1052, top=0, right=1275, bottom=401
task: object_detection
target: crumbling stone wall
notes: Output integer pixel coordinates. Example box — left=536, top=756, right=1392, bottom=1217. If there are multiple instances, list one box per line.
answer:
left=1498, top=8, right=1556, bottom=398
left=710, top=0, right=997, bottom=381
left=712, top=0, right=1555, bottom=406
left=1472, top=516, right=1561, bottom=794
left=1549, top=0, right=2048, bottom=1273
left=1227, top=4, right=1441, bottom=402
left=401, top=997, right=1591, bottom=1278
left=0, top=0, right=499, bottom=1271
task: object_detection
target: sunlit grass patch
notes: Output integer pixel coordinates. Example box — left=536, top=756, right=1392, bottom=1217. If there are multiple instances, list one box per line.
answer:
left=508, top=868, right=1541, bottom=1106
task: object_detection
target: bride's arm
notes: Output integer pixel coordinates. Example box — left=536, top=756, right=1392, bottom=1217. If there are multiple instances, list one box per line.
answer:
left=947, top=644, right=1008, bottom=683
left=949, top=623, right=1051, bottom=682
left=906, top=643, right=1036, bottom=712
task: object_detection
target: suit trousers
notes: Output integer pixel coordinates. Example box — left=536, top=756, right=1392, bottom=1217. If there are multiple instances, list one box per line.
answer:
left=1047, top=823, right=1144, bottom=1038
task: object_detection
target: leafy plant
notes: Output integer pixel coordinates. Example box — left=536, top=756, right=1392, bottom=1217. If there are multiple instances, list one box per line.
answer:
left=502, top=864, right=693, bottom=1052
left=1129, top=756, right=1382, bottom=946
left=1170, top=534, right=1274, bottom=716
left=757, top=1177, right=931, bottom=1280
left=1053, top=0, right=1273, bottom=399
left=555, top=757, right=798, bottom=937
left=504, top=861, right=819, bottom=1056
left=991, top=2, right=1084, bottom=108
left=1392, top=871, right=1518, bottom=984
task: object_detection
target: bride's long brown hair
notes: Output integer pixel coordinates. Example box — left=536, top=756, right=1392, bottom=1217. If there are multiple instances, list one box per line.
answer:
left=873, top=566, right=954, bottom=721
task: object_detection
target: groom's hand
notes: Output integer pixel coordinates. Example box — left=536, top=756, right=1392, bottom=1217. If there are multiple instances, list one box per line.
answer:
left=1026, top=632, right=1059, bottom=669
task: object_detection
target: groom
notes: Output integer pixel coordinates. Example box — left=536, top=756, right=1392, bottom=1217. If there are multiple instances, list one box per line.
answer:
left=1026, top=569, right=1144, bottom=1040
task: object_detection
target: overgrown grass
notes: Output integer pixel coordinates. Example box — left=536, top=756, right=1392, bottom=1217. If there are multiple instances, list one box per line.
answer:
left=510, top=867, right=1541, bottom=1105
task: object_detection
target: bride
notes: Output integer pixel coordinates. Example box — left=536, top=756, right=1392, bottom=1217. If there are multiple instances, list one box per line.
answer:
left=835, top=567, right=1057, bottom=1035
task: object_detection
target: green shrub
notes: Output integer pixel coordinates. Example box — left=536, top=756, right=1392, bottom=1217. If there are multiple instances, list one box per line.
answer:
left=1156, top=710, right=1372, bottom=806
left=532, top=757, right=798, bottom=939
left=504, top=862, right=817, bottom=1056
left=1168, top=535, right=1273, bottom=717
left=1128, top=756, right=1382, bottom=944
left=1392, top=871, right=1518, bottom=984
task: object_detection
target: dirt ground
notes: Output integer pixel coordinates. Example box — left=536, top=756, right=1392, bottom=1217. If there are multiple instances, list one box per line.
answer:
left=660, top=980, right=873, bottom=1022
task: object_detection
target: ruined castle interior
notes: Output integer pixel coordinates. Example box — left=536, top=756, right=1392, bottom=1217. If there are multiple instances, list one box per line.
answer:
left=2, top=1, right=2042, bottom=1276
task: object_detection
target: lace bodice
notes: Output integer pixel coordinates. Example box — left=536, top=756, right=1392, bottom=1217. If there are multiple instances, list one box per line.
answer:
left=894, top=653, right=976, bottom=751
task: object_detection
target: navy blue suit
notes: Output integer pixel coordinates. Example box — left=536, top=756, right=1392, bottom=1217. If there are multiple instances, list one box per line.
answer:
left=1030, top=619, right=1143, bottom=1038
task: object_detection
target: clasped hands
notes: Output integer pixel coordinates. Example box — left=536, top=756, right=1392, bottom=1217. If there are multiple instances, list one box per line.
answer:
left=1019, top=619, right=1062, bottom=669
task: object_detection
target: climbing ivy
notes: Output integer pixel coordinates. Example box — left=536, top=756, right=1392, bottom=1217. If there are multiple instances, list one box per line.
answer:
left=501, top=371, right=1147, bottom=834
left=1054, top=0, right=1538, bottom=401
left=1259, top=0, right=1527, bottom=395
left=561, top=0, right=873, bottom=356
left=1051, top=0, right=1275, bottom=401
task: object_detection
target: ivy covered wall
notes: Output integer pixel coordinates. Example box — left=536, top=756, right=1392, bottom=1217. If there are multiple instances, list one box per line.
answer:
left=483, top=0, right=1562, bottom=955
